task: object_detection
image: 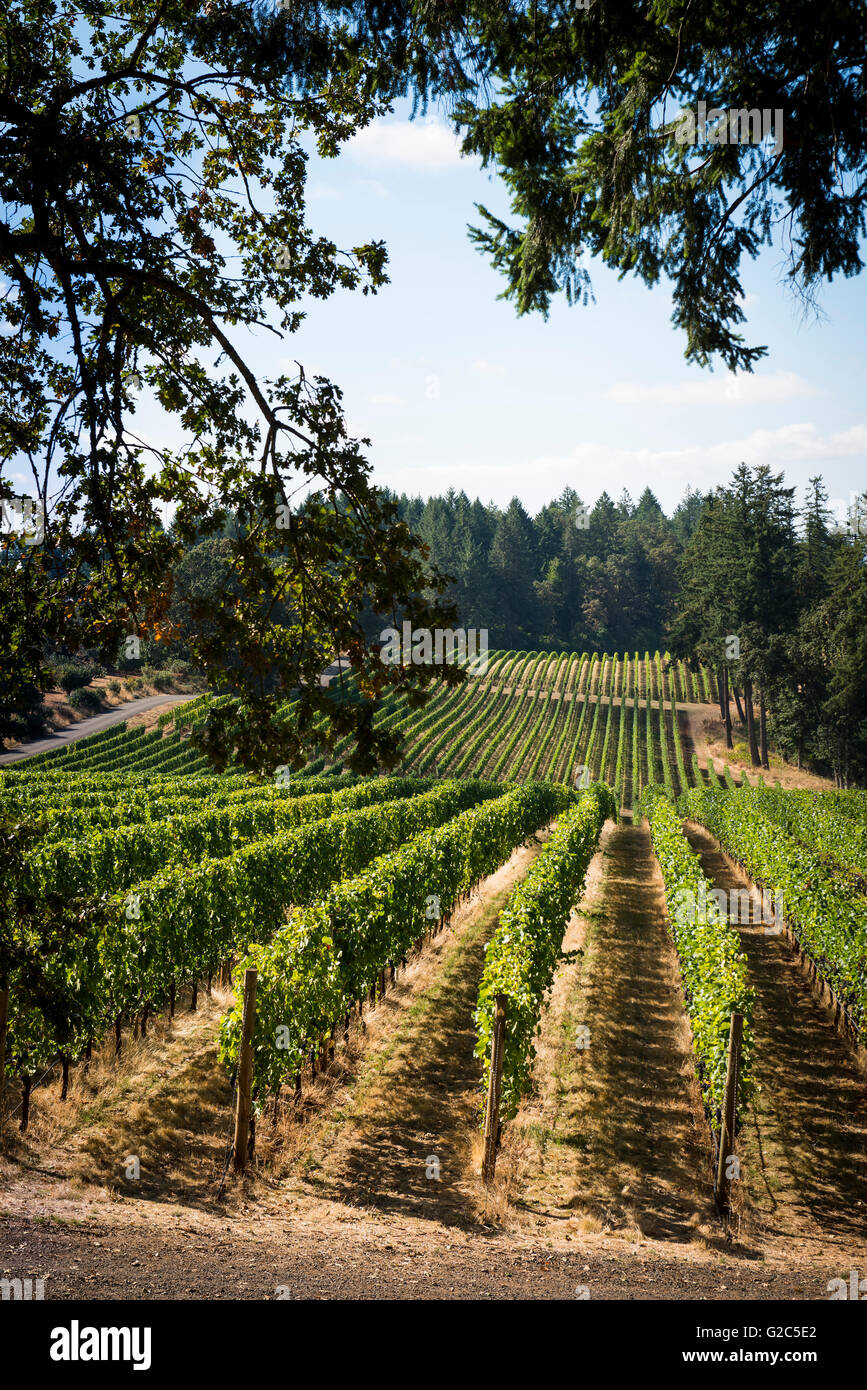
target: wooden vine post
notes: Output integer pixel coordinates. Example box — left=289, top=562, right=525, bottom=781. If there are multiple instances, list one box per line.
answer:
left=0, top=984, right=8, bottom=1116
left=232, top=968, right=258, bottom=1174
left=482, top=993, right=507, bottom=1186
left=715, top=1011, right=743, bottom=1215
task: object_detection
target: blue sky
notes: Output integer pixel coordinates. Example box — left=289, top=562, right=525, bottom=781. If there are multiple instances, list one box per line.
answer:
left=94, top=102, right=865, bottom=533
left=273, top=106, right=867, bottom=524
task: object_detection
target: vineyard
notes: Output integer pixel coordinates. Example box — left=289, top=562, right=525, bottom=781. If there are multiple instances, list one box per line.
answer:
left=1, top=656, right=865, bottom=1302
left=2, top=0, right=865, bottom=1328
left=15, top=651, right=737, bottom=818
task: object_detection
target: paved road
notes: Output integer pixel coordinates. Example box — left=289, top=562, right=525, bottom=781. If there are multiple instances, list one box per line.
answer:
left=320, top=658, right=351, bottom=687
left=0, top=694, right=194, bottom=766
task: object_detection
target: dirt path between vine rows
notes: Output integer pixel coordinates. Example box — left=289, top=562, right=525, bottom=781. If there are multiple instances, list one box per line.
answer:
left=501, top=822, right=717, bottom=1244
left=275, top=834, right=553, bottom=1224
left=0, top=820, right=858, bottom=1299
left=682, top=822, right=867, bottom=1274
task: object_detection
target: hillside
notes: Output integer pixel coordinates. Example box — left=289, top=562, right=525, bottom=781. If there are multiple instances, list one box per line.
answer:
left=1, top=669, right=864, bottom=1313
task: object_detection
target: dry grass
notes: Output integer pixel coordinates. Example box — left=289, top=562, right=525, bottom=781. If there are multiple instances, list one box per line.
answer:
left=125, top=705, right=175, bottom=733
left=0, top=984, right=234, bottom=1207
left=687, top=711, right=834, bottom=791
left=469, top=1128, right=531, bottom=1227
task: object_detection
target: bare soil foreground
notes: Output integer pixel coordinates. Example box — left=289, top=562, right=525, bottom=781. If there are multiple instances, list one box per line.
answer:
left=1, top=824, right=864, bottom=1300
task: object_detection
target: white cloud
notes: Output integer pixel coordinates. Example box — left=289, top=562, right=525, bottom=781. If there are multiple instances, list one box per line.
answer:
left=308, top=182, right=339, bottom=201
left=374, top=421, right=867, bottom=515
left=472, top=359, right=505, bottom=376
left=354, top=178, right=388, bottom=197
left=705, top=422, right=867, bottom=466
left=606, top=370, right=818, bottom=408
left=528, top=422, right=867, bottom=485
left=345, top=118, right=465, bottom=170
left=368, top=392, right=404, bottom=406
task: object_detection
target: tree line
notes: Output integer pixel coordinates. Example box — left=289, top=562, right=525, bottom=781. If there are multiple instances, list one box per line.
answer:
left=392, top=483, right=700, bottom=653
left=392, top=467, right=866, bottom=787
left=673, top=466, right=866, bottom=789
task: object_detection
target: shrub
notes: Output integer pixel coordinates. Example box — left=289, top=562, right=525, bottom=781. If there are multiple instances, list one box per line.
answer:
left=55, top=662, right=101, bottom=693
left=107, top=679, right=122, bottom=694
left=4, top=708, right=46, bottom=741
left=68, top=686, right=103, bottom=712
left=141, top=665, right=174, bottom=690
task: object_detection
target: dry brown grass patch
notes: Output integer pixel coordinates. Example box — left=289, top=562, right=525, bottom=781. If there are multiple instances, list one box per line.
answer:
left=0, top=984, right=234, bottom=1202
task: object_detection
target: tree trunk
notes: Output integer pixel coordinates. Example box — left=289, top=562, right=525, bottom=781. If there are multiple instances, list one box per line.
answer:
left=759, top=693, right=769, bottom=770
left=717, top=668, right=726, bottom=721
left=0, top=985, right=8, bottom=1114
left=732, top=682, right=745, bottom=724
left=60, top=1055, right=70, bottom=1101
left=20, top=1074, right=32, bottom=1133
left=744, top=678, right=760, bottom=766
left=722, top=666, right=733, bottom=749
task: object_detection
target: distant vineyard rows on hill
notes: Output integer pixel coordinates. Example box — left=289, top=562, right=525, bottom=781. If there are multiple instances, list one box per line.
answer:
left=14, top=651, right=730, bottom=818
